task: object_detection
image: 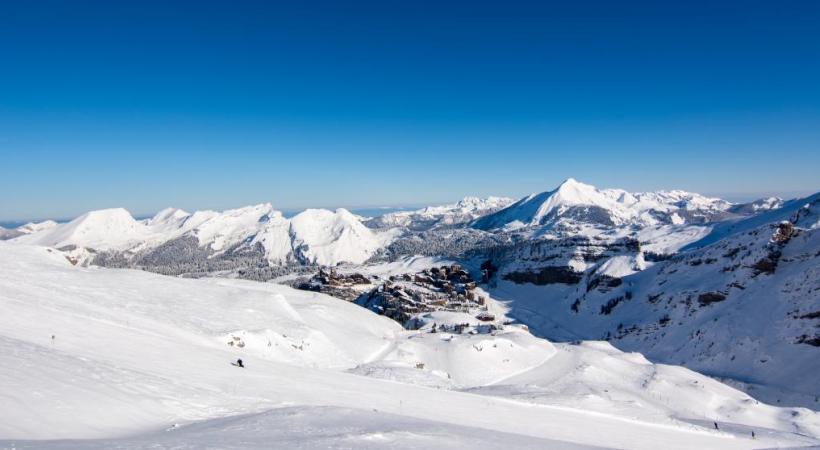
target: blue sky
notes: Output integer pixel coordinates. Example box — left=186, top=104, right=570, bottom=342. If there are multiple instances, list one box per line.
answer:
left=1, top=0, right=819, bottom=221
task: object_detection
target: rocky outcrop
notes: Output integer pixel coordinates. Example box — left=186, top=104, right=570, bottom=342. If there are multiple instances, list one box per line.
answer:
left=295, top=267, right=373, bottom=301
left=697, top=291, right=727, bottom=306
left=503, top=266, right=583, bottom=285
left=772, top=221, right=795, bottom=244
left=355, top=265, right=490, bottom=327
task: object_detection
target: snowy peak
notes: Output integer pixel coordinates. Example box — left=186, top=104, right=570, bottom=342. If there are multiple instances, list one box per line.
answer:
left=148, top=207, right=190, bottom=225
left=472, top=178, right=623, bottom=230
left=9, top=203, right=396, bottom=267
left=144, top=208, right=192, bottom=234
left=249, top=210, right=293, bottom=263
left=534, top=178, right=621, bottom=219
left=553, top=177, right=593, bottom=198
left=13, top=208, right=150, bottom=250
left=290, top=208, right=386, bottom=265
left=192, top=203, right=276, bottom=252
left=473, top=179, right=736, bottom=231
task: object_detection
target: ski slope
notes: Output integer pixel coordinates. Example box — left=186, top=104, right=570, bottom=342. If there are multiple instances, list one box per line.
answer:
left=0, top=243, right=818, bottom=449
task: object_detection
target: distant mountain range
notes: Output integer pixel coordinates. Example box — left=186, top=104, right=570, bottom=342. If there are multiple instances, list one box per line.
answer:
left=3, top=178, right=788, bottom=266
left=9, top=204, right=398, bottom=267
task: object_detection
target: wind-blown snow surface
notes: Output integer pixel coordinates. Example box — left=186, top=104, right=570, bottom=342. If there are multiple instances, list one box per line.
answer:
left=1, top=243, right=819, bottom=449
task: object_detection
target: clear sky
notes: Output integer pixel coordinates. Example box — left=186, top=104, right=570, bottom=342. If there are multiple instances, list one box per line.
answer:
left=1, top=0, right=819, bottom=221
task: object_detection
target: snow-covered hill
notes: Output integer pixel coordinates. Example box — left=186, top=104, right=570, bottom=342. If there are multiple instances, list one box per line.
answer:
left=1, top=242, right=818, bottom=448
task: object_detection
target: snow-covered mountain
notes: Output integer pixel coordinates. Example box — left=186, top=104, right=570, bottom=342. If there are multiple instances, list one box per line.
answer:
left=366, top=196, right=514, bottom=231
left=14, top=208, right=155, bottom=250
left=289, top=208, right=392, bottom=265
left=0, top=219, right=59, bottom=240
left=489, top=192, right=820, bottom=408
left=12, top=204, right=395, bottom=266
left=144, top=207, right=200, bottom=233
left=473, top=178, right=735, bottom=232
left=1, top=242, right=818, bottom=448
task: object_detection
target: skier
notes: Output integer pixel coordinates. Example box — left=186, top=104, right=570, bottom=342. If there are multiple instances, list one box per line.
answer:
left=751, top=431, right=755, bottom=439
left=235, top=358, right=244, bottom=368
left=714, top=422, right=719, bottom=430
